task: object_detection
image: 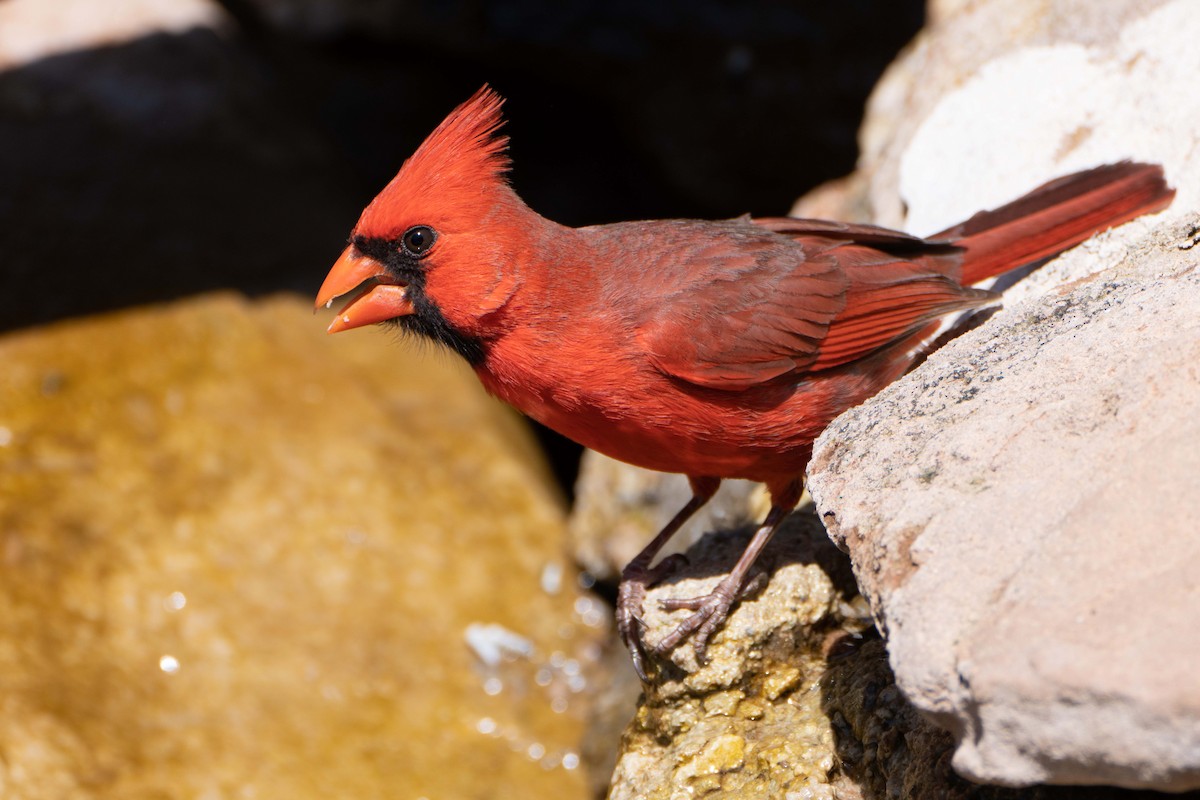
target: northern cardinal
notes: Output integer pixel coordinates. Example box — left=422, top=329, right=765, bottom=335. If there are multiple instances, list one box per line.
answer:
left=316, top=86, right=1174, bottom=679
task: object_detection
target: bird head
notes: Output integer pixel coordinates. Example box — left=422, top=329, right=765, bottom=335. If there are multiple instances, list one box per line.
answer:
left=315, top=85, right=529, bottom=364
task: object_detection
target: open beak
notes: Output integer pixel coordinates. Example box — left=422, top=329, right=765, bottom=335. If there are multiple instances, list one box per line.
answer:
left=315, top=245, right=413, bottom=334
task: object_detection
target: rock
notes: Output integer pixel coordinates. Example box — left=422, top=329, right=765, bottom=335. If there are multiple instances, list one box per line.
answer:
left=812, top=219, right=1200, bottom=792
left=896, top=0, right=1200, bottom=238
left=822, top=638, right=1185, bottom=800
left=851, top=0, right=1184, bottom=230
left=0, top=294, right=603, bottom=798
left=593, top=0, right=1200, bottom=794
left=609, top=510, right=869, bottom=799
left=605, top=512, right=1184, bottom=800
left=807, top=0, right=1200, bottom=788
left=823, top=636, right=987, bottom=800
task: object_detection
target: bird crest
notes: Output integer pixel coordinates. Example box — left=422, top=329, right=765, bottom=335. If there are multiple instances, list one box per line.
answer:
left=356, top=85, right=511, bottom=237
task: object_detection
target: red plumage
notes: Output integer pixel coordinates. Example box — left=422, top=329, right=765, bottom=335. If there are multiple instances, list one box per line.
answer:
left=317, top=86, right=1175, bottom=679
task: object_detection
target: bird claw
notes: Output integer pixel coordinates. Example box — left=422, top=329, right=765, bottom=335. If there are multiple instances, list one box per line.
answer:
left=653, top=583, right=738, bottom=666
left=615, top=579, right=651, bottom=681
left=621, top=561, right=752, bottom=675
left=616, top=554, right=692, bottom=681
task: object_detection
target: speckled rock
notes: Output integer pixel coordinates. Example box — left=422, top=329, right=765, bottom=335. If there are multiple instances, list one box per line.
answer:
left=812, top=219, right=1200, bottom=793
left=0, top=294, right=603, bottom=798
left=585, top=1, right=1200, bottom=794
left=822, top=638, right=1186, bottom=800
left=807, top=0, right=1200, bottom=791
left=608, top=511, right=870, bottom=799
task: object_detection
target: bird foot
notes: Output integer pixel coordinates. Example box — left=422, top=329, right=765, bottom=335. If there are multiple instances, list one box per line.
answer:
left=648, top=575, right=739, bottom=671
left=652, top=570, right=761, bottom=666
left=616, top=554, right=689, bottom=681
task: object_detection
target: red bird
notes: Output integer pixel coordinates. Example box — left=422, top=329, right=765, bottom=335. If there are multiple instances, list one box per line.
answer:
left=316, top=86, right=1174, bottom=679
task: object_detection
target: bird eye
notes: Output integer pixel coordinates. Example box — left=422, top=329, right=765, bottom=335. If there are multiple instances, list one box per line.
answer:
left=401, top=225, right=437, bottom=257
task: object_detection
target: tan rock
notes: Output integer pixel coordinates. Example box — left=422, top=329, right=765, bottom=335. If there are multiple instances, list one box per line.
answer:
left=572, top=1, right=1200, bottom=794
left=812, top=220, right=1200, bottom=792
left=0, top=294, right=601, bottom=798
left=808, top=0, right=1200, bottom=791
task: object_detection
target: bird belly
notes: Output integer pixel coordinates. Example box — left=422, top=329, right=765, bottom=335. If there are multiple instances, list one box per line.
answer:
left=480, top=363, right=854, bottom=483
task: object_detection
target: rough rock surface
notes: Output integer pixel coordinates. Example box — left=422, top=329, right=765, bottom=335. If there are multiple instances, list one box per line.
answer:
left=602, top=512, right=1193, bottom=800
left=590, top=1, right=1200, bottom=795
left=609, top=511, right=869, bottom=799
left=822, top=638, right=1189, bottom=800
left=811, top=220, right=1200, bottom=792
left=0, top=295, right=602, bottom=798
left=808, top=0, right=1200, bottom=790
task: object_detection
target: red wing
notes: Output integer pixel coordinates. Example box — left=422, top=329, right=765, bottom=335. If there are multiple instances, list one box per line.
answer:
left=636, top=223, right=994, bottom=392
left=634, top=232, right=846, bottom=391
left=807, top=253, right=993, bottom=373
left=752, top=216, right=948, bottom=251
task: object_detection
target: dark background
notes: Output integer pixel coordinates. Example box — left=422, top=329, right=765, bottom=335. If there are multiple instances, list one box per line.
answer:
left=0, top=0, right=924, bottom=491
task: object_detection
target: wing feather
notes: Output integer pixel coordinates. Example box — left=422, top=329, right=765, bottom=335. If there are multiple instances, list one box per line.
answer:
left=626, top=219, right=991, bottom=391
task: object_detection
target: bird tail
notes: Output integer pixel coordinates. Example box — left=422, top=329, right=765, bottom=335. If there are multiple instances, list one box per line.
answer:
left=936, top=162, right=1175, bottom=286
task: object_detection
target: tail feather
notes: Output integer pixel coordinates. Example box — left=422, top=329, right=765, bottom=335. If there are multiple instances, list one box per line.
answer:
left=936, top=162, right=1175, bottom=285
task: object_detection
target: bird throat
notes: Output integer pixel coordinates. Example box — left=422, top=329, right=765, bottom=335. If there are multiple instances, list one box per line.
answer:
left=392, top=297, right=486, bottom=366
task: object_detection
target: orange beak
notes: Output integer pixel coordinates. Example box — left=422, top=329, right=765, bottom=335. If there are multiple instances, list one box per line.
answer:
left=315, top=245, right=414, bottom=334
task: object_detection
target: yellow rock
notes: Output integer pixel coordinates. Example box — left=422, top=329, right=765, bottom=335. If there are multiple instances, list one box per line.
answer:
left=0, top=294, right=599, bottom=799
left=689, top=733, right=746, bottom=775
left=608, top=515, right=863, bottom=799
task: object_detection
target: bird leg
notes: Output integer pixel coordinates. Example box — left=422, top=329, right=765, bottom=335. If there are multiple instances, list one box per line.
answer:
left=652, top=483, right=800, bottom=666
left=617, top=476, right=719, bottom=681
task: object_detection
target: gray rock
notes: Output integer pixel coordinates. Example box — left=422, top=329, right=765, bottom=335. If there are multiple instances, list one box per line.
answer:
left=585, top=1, right=1200, bottom=791
left=847, top=0, right=1185, bottom=231
left=810, top=218, right=1200, bottom=790
left=808, top=0, right=1200, bottom=791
